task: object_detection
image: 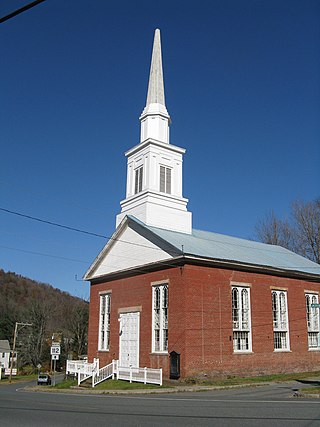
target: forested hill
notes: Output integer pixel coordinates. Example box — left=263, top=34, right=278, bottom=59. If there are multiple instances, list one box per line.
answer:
left=0, top=269, right=88, bottom=368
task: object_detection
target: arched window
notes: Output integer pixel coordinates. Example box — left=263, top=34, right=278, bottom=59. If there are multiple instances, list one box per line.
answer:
left=152, top=284, right=169, bottom=352
left=305, top=293, right=320, bottom=349
left=272, top=290, right=289, bottom=351
left=232, top=286, right=251, bottom=352
left=99, top=293, right=111, bottom=351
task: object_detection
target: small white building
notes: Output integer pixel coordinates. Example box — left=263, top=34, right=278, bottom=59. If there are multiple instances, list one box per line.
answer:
left=0, top=340, right=11, bottom=370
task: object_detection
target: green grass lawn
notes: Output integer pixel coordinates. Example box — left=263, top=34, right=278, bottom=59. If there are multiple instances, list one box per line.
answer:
left=94, top=380, right=168, bottom=390
left=54, top=378, right=167, bottom=390
left=180, top=371, right=320, bottom=387
left=52, top=371, right=320, bottom=391
left=54, top=378, right=78, bottom=389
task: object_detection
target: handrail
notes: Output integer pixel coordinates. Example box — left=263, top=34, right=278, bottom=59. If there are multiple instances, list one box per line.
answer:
left=66, top=358, right=162, bottom=387
left=92, top=360, right=118, bottom=387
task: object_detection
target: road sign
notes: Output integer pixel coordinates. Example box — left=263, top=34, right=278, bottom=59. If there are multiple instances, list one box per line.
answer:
left=5, top=368, right=17, bottom=376
left=311, top=303, right=320, bottom=308
left=51, top=346, right=61, bottom=355
left=51, top=354, right=59, bottom=360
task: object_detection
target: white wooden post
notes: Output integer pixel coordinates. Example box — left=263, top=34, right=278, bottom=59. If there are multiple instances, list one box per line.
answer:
left=160, top=368, right=162, bottom=386
left=144, top=367, right=147, bottom=384
left=129, top=365, right=132, bottom=383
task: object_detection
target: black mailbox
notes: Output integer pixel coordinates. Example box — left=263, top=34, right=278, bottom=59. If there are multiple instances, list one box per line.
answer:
left=170, top=351, right=180, bottom=379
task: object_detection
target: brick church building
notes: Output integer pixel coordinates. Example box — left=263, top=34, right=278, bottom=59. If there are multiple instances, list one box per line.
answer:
left=84, top=29, right=320, bottom=379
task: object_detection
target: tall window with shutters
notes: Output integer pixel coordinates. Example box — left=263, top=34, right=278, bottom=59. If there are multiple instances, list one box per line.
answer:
left=152, top=284, right=168, bottom=352
left=134, top=166, right=143, bottom=194
left=159, top=166, right=171, bottom=194
left=232, top=286, right=252, bottom=352
left=305, top=293, right=320, bottom=349
left=98, top=293, right=111, bottom=351
left=272, top=290, right=290, bottom=351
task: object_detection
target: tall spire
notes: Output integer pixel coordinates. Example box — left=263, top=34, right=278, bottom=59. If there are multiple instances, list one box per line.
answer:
left=146, top=29, right=165, bottom=107
left=116, top=29, right=192, bottom=234
left=140, top=29, right=170, bottom=145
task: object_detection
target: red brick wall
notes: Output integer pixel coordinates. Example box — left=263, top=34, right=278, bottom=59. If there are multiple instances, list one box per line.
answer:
left=88, top=264, right=320, bottom=379
left=88, top=267, right=187, bottom=378
left=182, top=265, right=320, bottom=378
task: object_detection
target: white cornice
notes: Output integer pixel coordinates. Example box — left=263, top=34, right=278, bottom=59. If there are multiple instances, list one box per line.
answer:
left=125, top=138, right=186, bottom=157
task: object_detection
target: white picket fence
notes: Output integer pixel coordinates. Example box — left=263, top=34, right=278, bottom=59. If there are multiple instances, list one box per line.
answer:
left=117, top=365, right=162, bottom=386
left=66, top=359, right=162, bottom=387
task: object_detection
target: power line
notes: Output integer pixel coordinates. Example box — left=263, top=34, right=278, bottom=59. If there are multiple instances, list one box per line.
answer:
left=1, top=206, right=319, bottom=270
left=0, top=207, right=178, bottom=253
left=0, top=244, right=89, bottom=265
left=0, top=0, right=46, bottom=24
left=0, top=207, right=108, bottom=238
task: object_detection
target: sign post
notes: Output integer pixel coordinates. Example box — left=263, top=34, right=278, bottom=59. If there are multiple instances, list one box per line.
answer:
left=51, top=345, right=60, bottom=386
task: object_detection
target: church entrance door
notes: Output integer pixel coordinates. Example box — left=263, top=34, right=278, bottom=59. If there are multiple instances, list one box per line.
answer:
left=119, top=312, right=140, bottom=368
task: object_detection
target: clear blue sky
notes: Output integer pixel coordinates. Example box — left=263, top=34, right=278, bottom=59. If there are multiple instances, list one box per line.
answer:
left=1, top=0, right=319, bottom=299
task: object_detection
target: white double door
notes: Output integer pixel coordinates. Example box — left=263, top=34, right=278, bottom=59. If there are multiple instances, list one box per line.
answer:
left=119, top=312, right=140, bottom=368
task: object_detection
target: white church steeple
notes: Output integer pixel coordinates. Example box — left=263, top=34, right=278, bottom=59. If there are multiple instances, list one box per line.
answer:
left=140, top=29, right=170, bottom=145
left=116, top=29, right=192, bottom=234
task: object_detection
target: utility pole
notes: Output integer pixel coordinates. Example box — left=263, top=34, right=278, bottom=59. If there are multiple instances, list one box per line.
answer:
left=9, top=322, right=32, bottom=383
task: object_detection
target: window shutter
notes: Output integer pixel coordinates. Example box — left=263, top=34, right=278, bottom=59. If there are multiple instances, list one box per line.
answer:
left=166, top=168, right=171, bottom=194
left=160, top=166, right=171, bottom=194
left=134, top=169, right=139, bottom=194
left=139, top=167, right=143, bottom=192
left=160, top=166, right=165, bottom=192
left=134, top=167, right=143, bottom=194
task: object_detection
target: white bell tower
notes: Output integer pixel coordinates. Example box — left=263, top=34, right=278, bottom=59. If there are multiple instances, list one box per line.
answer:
left=116, top=29, right=192, bottom=234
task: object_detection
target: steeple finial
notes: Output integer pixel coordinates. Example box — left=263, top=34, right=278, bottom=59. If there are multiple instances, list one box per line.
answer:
left=146, top=29, right=165, bottom=107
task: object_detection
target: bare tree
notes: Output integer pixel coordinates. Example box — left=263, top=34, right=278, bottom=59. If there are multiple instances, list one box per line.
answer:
left=19, top=300, right=51, bottom=367
left=291, top=199, right=320, bottom=264
left=68, top=302, right=88, bottom=358
left=255, top=211, right=293, bottom=248
left=255, top=198, right=320, bottom=264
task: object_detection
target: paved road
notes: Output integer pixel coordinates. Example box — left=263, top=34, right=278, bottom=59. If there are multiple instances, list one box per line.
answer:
left=1, top=379, right=320, bottom=426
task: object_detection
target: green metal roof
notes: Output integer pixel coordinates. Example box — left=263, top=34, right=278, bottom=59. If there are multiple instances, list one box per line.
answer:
left=128, top=216, right=320, bottom=277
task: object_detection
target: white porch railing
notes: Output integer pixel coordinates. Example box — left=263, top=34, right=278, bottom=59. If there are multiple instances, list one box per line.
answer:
left=92, top=360, right=117, bottom=387
left=66, top=359, right=162, bottom=387
left=117, top=365, right=162, bottom=386
left=66, top=358, right=99, bottom=386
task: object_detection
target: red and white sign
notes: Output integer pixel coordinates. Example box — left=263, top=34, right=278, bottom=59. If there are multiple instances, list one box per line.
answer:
left=5, top=368, right=17, bottom=376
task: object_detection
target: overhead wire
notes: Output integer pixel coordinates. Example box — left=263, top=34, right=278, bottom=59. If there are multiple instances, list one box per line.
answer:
left=0, top=244, right=89, bottom=265
left=0, top=207, right=181, bottom=255
left=1, top=206, right=319, bottom=270
left=0, top=0, right=47, bottom=24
